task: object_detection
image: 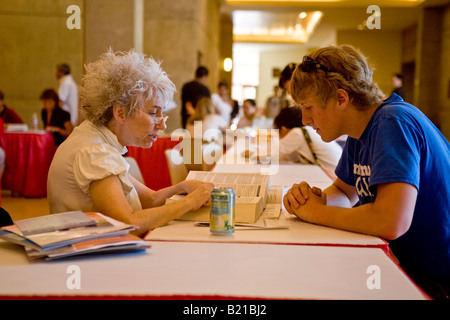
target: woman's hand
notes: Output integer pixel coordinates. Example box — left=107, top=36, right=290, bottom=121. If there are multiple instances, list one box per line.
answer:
left=179, top=179, right=213, bottom=195
left=184, top=183, right=214, bottom=211
left=283, top=181, right=324, bottom=214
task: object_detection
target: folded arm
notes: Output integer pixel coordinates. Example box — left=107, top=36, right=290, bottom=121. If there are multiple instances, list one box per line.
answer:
left=283, top=178, right=417, bottom=240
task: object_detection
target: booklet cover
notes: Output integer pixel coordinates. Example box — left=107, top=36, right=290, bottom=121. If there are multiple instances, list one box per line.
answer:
left=0, top=212, right=136, bottom=254
left=25, top=233, right=151, bottom=260
left=14, top=211, right=96, bottom=236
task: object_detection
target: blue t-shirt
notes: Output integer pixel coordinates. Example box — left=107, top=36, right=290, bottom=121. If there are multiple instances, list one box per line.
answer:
left=335, top=93, right=450, bottom=279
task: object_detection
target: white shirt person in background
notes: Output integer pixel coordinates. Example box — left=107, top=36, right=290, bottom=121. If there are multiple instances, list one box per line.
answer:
left=274, top=106, right=342, bottom=179
left=56, top=63, right=79, bottom=126
left=186, top=97, right=228, bottom=141
left=211, top=81, right=232, bottom=125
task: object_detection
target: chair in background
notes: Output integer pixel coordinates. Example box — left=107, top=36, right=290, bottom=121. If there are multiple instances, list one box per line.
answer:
left=124, top=156, right=145, bottom=184
left=164, top=149, right=188, bottom=185
left=180, top=138, right=221, bottom=172
left=182, top=138, right=204, bottom=172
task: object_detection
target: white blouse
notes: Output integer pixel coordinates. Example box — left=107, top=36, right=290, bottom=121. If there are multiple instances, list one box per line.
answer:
left=47, top=120, right=142, bottom=214
left=186, top=114, right=228, bottom=142
left=279, top=127, right=343, bottom=178
left=211, top=93, right=232, bottom=125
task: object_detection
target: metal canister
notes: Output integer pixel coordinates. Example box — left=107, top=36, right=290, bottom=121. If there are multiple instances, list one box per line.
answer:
left=210, top=187, right=235, bottom=235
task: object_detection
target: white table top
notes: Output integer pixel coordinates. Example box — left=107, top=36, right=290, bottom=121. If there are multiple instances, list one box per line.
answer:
left=155, top=163, right=384, bottom=248
left=0, top=241, right=426, bottom=300
left=146, top=210, right=387, bottom=248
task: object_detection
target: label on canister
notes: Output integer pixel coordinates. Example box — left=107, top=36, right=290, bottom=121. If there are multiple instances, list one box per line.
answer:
left=210, top=188, right=235, bottom=235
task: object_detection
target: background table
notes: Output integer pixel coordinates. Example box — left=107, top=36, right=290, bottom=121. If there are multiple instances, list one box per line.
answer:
left=0, top=131, right=55, bottom=197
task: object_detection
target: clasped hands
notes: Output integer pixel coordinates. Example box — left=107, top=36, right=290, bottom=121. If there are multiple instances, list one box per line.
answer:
left=283, top=181, right=327, bottom=222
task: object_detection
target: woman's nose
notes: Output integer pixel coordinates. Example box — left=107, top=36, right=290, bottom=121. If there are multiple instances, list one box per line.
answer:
left=157, top=119, right=167, bottom=130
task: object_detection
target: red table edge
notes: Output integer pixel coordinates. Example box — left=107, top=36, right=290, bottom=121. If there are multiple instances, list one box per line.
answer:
left=0, top=294, right=278, bottom=300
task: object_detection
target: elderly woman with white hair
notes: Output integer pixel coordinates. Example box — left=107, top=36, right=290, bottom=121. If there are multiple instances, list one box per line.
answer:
left=47, top=50, right=213, bottom=236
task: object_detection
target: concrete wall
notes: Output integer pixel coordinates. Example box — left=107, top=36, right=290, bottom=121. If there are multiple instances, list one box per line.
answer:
left=337, top=30, right=402, bottom=99
left=0, top=0, right=84, bottom=127
left=143, top=0, right=221, bottom=132
left=0, top=0, right=222, bottom=132
left=84, top=0, right=134, bottom=64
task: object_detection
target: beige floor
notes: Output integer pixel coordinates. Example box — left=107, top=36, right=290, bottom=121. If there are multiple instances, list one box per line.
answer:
left=1, top=191, right=50, bottom=222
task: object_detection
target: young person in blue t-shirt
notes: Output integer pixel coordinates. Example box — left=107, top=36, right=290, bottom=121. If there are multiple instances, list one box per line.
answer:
left=283, top=45, right=450, bottom=300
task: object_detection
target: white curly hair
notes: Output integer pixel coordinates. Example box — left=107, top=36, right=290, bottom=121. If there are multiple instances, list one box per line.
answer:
left=80, top=49, right=176, bottom=127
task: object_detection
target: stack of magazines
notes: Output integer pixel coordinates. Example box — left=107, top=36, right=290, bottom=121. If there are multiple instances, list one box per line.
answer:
left=0, top=211, right=150, bottom=260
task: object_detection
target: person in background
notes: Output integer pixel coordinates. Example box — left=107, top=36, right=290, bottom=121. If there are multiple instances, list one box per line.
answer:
left=186, top=97, right=228, bottom=142
left=283, top=45, right=450, bottom=300
left=211, top=81, right=233, bottom=126
left=237, top=99, right=258, bottom=129
left=0, top=90, right=23, bottom=124
left=274, top=106, right=342, bottom=179
left=278, top=63, right=297, bottom=109
left=391, top=73, right=405, bottom=100
left=181, top=66, right=210, bottom=129
left=56, top=64, right=79, bottom=126
left=47, top=49, right=213, bottom=237
left=40, top=88, right=73, bottom=146
left=264, top=85, right=282, bottom=119
left=230, top=99, right=240, bottom=122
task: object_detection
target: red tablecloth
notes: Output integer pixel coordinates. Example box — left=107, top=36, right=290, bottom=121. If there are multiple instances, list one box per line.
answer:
left=126, top=136, right=180, bottom=190
left=0, top=131, right=56, bottom=197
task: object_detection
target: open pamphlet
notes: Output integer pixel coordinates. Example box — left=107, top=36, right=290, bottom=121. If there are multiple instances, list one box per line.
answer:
left=168, top=171, right=282, bottom=224
left=0, top=211, right=150, bottom=260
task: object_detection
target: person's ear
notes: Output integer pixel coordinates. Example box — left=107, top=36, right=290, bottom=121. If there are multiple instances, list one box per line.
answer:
left=336, top=88, right=350, bottom=110
left=112, top=103, right=127, bottom=124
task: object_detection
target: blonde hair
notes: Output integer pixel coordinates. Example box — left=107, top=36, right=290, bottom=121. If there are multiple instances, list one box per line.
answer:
left=80, top=49, right=176, bottom=127
left=291, top=44, right=385, bottom=110
left=187, top=97, right=216, bottom=124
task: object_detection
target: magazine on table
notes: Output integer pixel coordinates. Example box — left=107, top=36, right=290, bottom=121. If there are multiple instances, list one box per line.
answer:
left=0, top=211, right=150, bottom=260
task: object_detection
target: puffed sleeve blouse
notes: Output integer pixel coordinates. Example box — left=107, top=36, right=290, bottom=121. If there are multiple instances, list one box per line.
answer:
left=47, top=120, right=142, bottom=214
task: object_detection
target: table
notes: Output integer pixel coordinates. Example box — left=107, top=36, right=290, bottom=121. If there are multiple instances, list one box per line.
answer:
left=0, top=241, right=427, bottom=300
left=146, top=210, right=387, bottom=249
left=147, top=164, right=387, bottom=249
left=126, top=135, right=180, bottom=190
left=0, top=131, right=55, bottom=197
